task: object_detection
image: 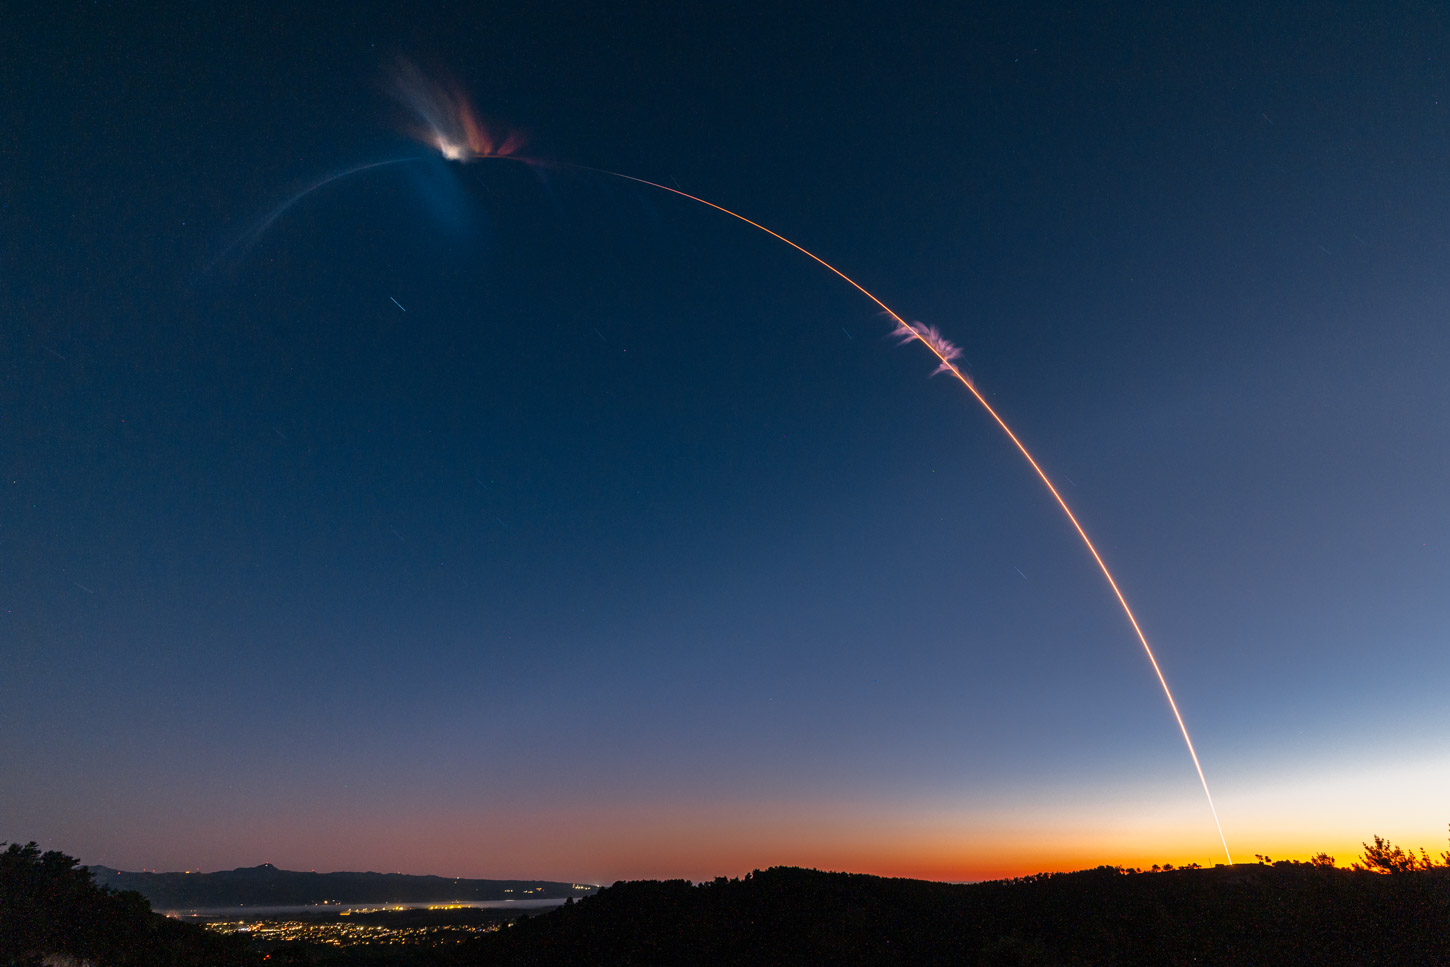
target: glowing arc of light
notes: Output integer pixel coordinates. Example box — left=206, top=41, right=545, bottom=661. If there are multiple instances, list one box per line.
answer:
left=208, top=157, right=423, bottom=274
left=502, top=160, right=1232, bottom=865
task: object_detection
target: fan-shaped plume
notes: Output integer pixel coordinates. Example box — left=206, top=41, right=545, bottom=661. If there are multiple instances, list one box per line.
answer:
left=390, top=57, right=524, bottom=161
left=892, top=320, right=964, bottom=377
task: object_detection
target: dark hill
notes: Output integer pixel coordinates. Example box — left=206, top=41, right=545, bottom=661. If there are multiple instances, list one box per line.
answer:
left=462, top=864, right=1450, bottom=967
left=89, top=862, right=594, bottom=909
left=2, top=842, right=254, bottom=966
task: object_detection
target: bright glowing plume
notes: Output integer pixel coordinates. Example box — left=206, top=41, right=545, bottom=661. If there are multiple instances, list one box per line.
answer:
left=891, top=319, right=965, bottom=378
left=212, top=60, right=525, bottom=269
left=389, top=57, right=524, bottom=161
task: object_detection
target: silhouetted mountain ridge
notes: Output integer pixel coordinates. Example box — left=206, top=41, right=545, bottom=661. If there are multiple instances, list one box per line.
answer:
left=462, top=863, right=1450, bottom=966
left=88, top=862, right=594, bottom=908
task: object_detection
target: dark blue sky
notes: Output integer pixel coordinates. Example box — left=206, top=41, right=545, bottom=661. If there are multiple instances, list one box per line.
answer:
left=4, top=2, right=1448, bottom=880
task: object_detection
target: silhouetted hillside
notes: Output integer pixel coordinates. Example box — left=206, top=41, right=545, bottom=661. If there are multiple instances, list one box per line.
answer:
left=1, top=842, right=256, bottom=966
left=19, top=840, right=1450, bottom=966
left=461, top=864, right=1450, bottom=966
left=88, top=863, right=594, bottom=909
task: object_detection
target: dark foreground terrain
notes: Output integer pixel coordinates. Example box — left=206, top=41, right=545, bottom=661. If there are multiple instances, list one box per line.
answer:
left=465, top=863, right=1450, bottom=967
left=1, top=843, right=253, bottom=966
left=6, top=843, right=1448, bottom=966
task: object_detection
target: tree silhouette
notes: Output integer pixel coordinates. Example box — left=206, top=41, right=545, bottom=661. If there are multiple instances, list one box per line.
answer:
left=1352, top=835, right=1437, bottom=874
left=0, top=841, right=255, bottom=965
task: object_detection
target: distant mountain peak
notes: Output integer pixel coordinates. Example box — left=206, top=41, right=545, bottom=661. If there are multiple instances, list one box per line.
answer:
left=88, top=864, right=597, bottom=908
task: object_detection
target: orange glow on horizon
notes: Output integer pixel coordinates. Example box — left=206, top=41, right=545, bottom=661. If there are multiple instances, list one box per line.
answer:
left=94, top=749, right=1449, bottom=882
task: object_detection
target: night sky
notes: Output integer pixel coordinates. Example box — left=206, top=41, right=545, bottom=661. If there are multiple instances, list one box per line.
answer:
left=5, top=2, right=1448, bottom=883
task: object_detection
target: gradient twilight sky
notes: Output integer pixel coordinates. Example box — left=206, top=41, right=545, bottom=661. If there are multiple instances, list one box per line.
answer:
left=4, top=2, right=1449, bottom=883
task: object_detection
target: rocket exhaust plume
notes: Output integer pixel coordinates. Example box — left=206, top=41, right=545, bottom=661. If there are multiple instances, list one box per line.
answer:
left=391, top=64, right=1235, bottom=864
left=389, top=58, right=524, bottom=162
left=891, top=320, right=965, bottom=378
left=210, top=60, right=520, bottom=272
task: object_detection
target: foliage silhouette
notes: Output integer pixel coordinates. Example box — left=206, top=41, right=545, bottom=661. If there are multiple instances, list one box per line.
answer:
left=12, top=829, right=1450, bottom=966
left=1352, top=830, right=1450, bottom=874
left=455, top=862, right=1450, bottom=966
left=0, top=841, right=256, bottom=966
